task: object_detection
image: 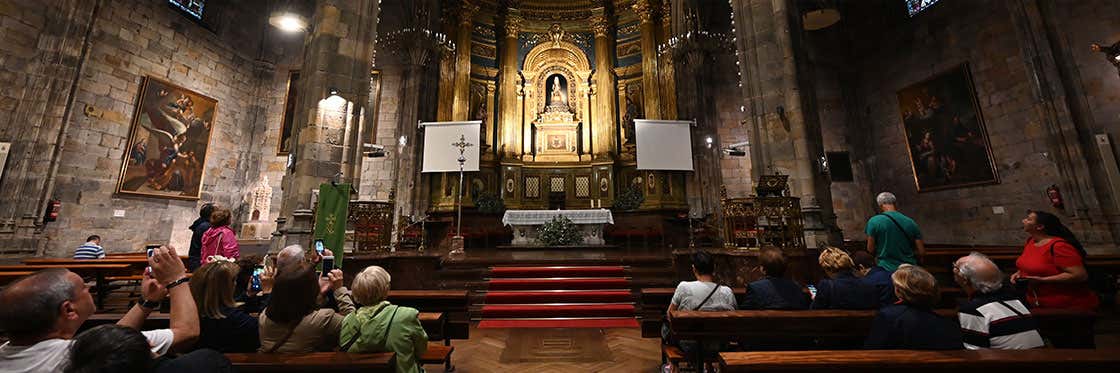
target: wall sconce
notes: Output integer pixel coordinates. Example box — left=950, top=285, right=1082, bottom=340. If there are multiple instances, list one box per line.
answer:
left=1091, top=42, right=1120, bottom=78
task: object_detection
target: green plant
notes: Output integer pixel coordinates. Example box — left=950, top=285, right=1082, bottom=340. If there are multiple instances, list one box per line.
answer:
left=474, top=192, right=505, bottom=214
left=537, top=216, right=583, bottom=246
left=612, top=186, right=645, bottom=211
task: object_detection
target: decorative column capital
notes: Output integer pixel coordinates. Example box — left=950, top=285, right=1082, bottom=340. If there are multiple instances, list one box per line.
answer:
left=459, top=1, right=480, bottom=27
left=632, top=0, right=655, bottom=24
left=661, top=0, right=671, bottom=26
left=589, top=8, right=610, bottom=37
left=503, top=9, right=522, bottom=37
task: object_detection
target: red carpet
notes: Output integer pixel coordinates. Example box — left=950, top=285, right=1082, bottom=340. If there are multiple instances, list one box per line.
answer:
left=478, top=318, right=640, bottom=329
left=480, top=265, right=638, bottom=329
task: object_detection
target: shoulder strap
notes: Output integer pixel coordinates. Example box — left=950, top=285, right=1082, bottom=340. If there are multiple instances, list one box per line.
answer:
left=877, top=213, right=915, bottom=248
left=264, top=322, right=299, bottom=353
left=693, top=283, right=721, bottom=311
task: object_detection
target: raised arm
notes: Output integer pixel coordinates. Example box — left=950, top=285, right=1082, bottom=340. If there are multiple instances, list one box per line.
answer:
left=154, top=246, right=199, bottom=351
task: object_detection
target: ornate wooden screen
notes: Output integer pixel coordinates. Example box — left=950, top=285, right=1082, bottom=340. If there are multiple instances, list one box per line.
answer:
left=721, top=175, right=806, bottom=249
left=349, top=201, right=393, bottom=253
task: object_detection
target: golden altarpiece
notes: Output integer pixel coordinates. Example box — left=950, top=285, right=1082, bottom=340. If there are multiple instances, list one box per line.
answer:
left=427, top=2, right=687, bottom=214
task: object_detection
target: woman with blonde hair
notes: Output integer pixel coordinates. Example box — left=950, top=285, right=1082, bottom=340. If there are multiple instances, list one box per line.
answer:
left=811, top=247, right=878, bottom=310
left=191, top=260, right=261, bottom=353
left=340, top=266, right=427, bottom=373
left=201, top=205, right=240, bottom=264
left=865, top=264, right=962, bottom=350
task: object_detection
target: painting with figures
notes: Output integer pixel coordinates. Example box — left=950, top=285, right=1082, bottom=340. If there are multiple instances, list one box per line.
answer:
left=896, top=64, right=998, bottom=192
left=117, top=76, right=216, bottom=200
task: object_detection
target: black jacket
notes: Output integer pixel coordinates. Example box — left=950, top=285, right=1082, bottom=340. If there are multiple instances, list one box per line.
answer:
left=188, top=218, right=210, bottom=271
left=811, top=271, right=880, bottom=310
left=864, top=304, right=963, bottom=350
left=740, top=277, right=811, bottom=310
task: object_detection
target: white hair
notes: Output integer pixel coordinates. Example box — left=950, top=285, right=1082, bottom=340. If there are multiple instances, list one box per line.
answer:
left=352, top=266, right=392, bottom=305
left=955, top=252, right=1003, bottom=294
left=876, top=192, right=897, bottom=206
left=275, top=244, right=306, bottom=270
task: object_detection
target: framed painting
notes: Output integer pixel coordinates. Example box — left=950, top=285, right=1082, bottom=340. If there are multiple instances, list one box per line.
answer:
left=117, top=76, right=216, bottom=200
left=277, top=70, right=299, bottom=155
left=896, top=64, right=998, bottom=192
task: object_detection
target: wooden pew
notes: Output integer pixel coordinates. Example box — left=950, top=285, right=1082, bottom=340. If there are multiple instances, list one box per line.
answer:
left=0, top=271, right=34, bottom=286
left=226, top=352, right=396, bottom=372
left=387, top=290, right=469, bottom=343
left=0, top=264, right=133, bottom=308
left=82, top=312, right=449, bottom=343
left=719, top=349, right=1120, bottom=373
left=638, top=287, right=747, bottom=338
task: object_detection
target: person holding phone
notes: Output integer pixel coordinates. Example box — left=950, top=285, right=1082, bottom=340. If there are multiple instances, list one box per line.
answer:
left=259, top=262, right=353, bottom=353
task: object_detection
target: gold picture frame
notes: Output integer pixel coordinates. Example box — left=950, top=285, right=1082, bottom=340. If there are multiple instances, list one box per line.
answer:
left=116, top=76, right=216, bottom=200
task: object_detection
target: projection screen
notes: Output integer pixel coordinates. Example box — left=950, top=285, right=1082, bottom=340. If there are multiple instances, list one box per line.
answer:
left=420, top=121, right=482, bottom=173
left=635, top=119, right=694, bottom=171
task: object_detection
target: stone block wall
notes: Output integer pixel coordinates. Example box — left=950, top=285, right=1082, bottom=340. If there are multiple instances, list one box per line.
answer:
left=823, top=0, right=1119, bottom=249
left=0, top=0, right=298, bottom=257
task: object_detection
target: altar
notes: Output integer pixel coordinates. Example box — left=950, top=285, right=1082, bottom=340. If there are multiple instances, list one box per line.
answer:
left=502, top=209, right=614, bottom=246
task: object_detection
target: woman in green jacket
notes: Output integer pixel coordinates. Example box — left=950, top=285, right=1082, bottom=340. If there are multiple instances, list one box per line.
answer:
left=340, top=265, right=428, bottom=373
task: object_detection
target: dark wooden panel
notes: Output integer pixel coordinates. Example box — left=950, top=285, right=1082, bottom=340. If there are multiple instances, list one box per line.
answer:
left=226, top=352, right=395, bottom=373
left=719, top=349, right=1120, bottom=373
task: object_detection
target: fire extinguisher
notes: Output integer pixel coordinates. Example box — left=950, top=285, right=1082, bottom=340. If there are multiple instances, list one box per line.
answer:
left=43, top=199, right=61, bottom=223
left=1046, top=185, right=1064, bottom=210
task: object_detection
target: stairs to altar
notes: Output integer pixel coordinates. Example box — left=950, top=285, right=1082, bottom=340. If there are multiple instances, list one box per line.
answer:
left=477, top=265, right=641, bottom=328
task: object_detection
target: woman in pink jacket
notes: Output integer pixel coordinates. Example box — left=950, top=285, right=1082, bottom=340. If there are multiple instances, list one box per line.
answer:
left=201, top=205, right=240, bottom=264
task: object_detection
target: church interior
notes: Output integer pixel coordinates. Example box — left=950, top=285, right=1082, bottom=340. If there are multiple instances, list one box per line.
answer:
left=3, top=0, right=1120, bottom=371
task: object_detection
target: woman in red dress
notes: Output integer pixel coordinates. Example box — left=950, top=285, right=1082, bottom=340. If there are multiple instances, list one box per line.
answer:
left=1011, top=210, right=1098, bottom=311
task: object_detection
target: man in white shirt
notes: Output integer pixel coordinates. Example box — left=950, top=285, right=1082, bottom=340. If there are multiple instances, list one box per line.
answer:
left=0, top=246, right=199, bottom=373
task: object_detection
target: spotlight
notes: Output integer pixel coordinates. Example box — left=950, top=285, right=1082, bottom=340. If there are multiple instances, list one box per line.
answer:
left=363, top=143, right=386, bottom=158
left=269, top=11, right=308, bottom=33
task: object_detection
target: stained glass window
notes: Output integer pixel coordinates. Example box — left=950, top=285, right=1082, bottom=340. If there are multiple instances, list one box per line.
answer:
left=169, top=0, right=205, bottom=19
left=906, top=0, right=941, bottom=17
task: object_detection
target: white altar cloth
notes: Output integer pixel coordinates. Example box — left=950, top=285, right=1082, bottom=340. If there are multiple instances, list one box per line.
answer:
left=501, top=209, right=614, bottom=246
left=501, top=209, right=615, bottom=226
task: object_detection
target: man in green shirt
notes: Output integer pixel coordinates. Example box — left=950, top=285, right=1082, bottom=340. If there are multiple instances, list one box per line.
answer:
left=865, top=192, right=925, bottom=271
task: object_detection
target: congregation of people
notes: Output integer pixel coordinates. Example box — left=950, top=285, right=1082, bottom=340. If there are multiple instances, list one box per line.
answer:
left=0, top=203, right=429, bottom=373
left=666, top=192, right=1099, bottom=360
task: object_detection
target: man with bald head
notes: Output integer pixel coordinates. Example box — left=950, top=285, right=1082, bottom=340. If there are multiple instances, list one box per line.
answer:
left=953, top=252, right=1043, bottom=350
left=0, top=246, right=199, bottom=372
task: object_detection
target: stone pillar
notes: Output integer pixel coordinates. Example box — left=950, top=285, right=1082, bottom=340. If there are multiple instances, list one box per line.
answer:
left=732, top=0, right=839, bottom=247
left=436, top=6, right=456, bottom=122
left=277, top=0, right=378, bottom=248
left=451, top=1, right=479, bottom=121
left=633, top=0, right=662, bottom=120
left=497, top=9, right=522, bottom=158
left=590, top=8, right=618, bottom=158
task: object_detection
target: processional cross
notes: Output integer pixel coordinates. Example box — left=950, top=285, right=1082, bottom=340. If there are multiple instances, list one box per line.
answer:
left=452, top=135, right=474, bottom=244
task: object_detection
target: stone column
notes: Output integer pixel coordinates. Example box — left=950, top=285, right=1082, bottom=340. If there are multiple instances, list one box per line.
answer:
left=732, top=0, right=839, bottom=247
left=633, top=0, right=662, bottom=120
left=590, top=8, right=618, bottom=158
left=451, top=1, right=479, bottom=121
left=277, top=0, right=378, bottom=248
left=497, top=9, right=522, bottom=158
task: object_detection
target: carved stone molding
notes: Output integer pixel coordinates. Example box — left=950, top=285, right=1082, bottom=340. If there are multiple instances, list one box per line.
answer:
left=504, top=9, right=523, bottom=36
left=589, top=8, right=610, bottom=37
left=632, top=0, right=655, bottom=24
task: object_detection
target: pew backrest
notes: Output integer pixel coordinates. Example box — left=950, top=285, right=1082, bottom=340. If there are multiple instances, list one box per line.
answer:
left=225, top=352, right=396, bottom=373
left=719, top=349, right=1120, bottom=373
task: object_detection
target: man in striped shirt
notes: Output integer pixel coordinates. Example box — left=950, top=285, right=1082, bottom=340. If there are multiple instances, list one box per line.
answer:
left=73, top=235, right=105, bottom=259
left=953, top=252, right=1044, bottom=349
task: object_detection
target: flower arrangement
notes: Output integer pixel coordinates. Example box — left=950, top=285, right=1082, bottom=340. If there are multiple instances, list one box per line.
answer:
left=537, top=216, right=583, bottom=246
left=612, top=186, right=645, bottom=211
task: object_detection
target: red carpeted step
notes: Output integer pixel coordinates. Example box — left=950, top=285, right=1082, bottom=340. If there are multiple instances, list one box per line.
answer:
left=485, top=290, right=633, bottom=304
left=478, top=318, right=640, bottom=329
left=490, top=266, right=626, bottom=278
left=487, top=278, right=630, bottom=291
left=480, top=304, right=635, bottom=318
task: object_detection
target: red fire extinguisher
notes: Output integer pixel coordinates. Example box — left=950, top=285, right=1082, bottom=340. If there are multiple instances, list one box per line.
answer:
left=1046, top=185, right=1064, bottom=210
left=44, top=199, right=61, bottom=223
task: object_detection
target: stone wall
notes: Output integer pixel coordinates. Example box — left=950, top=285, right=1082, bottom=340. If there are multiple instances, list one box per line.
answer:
left=0, top=0, right=296, bottom=257
left=825, top=0, right=1118, bottom=249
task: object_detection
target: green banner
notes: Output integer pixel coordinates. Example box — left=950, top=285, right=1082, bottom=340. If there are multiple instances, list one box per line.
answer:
left=314, top=183, right=350, bottom=267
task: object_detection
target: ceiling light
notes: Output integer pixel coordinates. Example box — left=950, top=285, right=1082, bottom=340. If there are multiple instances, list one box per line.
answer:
left=270, top=11, right=308, bottom=33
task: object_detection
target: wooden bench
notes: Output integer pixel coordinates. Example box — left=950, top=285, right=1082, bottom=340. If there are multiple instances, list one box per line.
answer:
left=664, top=308, right=1096, bottom=371
left=0, top=264, right=134, bottom=308
left=387, top=290, right=469, bottom=343
left=0, top=271, right=34, bottom=286
left=718, top=349, right=1120, bottom=372
left=638, top=287, right=746, bottom=338
left=226, top=352, right=396, bottom=372
left=83, top=312, right=449, bottom=343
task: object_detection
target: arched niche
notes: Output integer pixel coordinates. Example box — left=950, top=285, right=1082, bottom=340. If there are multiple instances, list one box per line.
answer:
left=522, top=41, right=592, bottom=122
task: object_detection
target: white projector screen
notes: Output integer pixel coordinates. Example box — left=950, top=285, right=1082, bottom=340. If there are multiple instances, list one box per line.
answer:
left=635, top=119, right=694, bottom=171
left=421, top=121, right=482, bottom=173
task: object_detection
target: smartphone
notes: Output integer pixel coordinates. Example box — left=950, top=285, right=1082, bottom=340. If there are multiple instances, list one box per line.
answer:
left=314, top=239, right=325, bottom=255
left=145, top=244, right=159, bottom=276
left=250, top=267, right=263, bottom=292
left=321, top=257, right=334, bottom=277
left=807, top=285, right=818, bottom=299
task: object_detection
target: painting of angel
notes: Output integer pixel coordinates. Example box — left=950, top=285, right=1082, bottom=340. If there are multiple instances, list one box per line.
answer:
left=116, top=76, right=216, bottom=200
